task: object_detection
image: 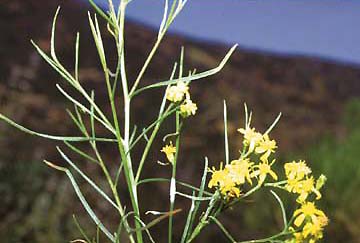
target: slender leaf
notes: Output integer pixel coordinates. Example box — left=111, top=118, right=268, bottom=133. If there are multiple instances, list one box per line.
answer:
left=0, top=113, right=115, bottom=142
left=180, top=192, right=196, bottom=243
left=57, top=147, right=121, bottom=211
left=223, top=101, right=229, bottom=165
left=270, top=190, right=288, bottom=229
left=44, top=160, right=115, bottom=242
left=137, top=177, right=212, bottom=196
left=73, top=215, right=92, bottom=243
left=209, top=216, right=236, bottom=243
left=131, top=44, right=237, bottom=97
left=64, top=141, right=99, bottom=164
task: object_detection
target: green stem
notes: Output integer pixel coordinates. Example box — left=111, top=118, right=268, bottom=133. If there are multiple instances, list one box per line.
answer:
left=107, top=1, right=143, bottom=241
left=130, top=37, right=163, bottom=96
left=187, top=191, right=220, bottom=242
left=168, top=112, right=182, bottom=243
left=237, top=231, right=292, bottom=243
left=135, top=105, right=173, bottom=182
left=90, top=142, right=135, bottom=243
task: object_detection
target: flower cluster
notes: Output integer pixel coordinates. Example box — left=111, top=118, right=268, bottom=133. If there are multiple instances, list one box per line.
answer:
left=166, top=81, right=197, bottom=118
left=288, top=202, right=329, bottom=243
left=284, top=160, right=328, bottom=242
left=284, top=160, right=322, bottom=203
left=238, top=127, right=277, bottom=161
left=208, top=125, right=278, bottom=199
left=207, top=112, right=328, bottom=242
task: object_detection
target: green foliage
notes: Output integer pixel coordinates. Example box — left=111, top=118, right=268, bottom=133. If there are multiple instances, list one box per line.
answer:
left=0, top=160, right=73, bottom=242
left=305, top=98, right=360, bottom=241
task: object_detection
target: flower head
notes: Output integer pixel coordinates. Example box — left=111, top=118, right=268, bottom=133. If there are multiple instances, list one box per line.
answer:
left=238, top=127, right=263, bottom=153
left=288, top=203, right=328, bottom=243
left=180, top=99, right=198, bottom=117
left=284, top=160, right=312, bottom=181
left=166, top=81, right=189, bottom=102
left=226, top=158, right=254, bottom=185
left=251, top=160, right=278, bottom=185
left=255, top=134, right=277, bottom=161
left=293, top=202, right=326, bottom=227
left=286, top=176, right=321, bottom=203
left=161, top=142, right=176, bottom=163
left=208, top=163, right=241, bottom=198
left=302, top=214, right=328, bottom=239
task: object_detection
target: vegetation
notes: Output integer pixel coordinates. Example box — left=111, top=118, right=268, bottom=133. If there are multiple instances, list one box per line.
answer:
left=303, top=98, right=360, bottom=242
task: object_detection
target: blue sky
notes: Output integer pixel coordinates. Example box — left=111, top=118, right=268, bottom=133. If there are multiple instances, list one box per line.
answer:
left=90, top=0, right=360, bottom=65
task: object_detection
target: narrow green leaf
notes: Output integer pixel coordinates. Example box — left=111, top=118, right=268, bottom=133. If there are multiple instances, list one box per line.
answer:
left=57, top=147, right=120, bottom=211
left=96, top=226, right=100, bottom=243
left=244, top=103, right=249, bottom=127
left=187, top=157, right=209, bottom=237
left=209, top=216, right=236, bottom=243
left=129, top=125, right=137, bottom=145
left=0, top=113, right=115, bottom=142
left=66, top=109, right=88, bottom=136
left=64, top=141, right=98, bottom=164
left=75, top=32, right=80, bottom=82
left=223, top=101, right=229, bottom=165
left=56, top=84, right=115, bottom=134
left=270, top=190, right=288, bottom=230
left=180, top=191, right=196, bottom=243
left=179, top=46, right=184, bottom=79
left=44, top=160, right=115, bottom=242
left=133, top=216, right=156, bottom=243
left=131, top=209, right=182, bottom=233
left=88, top=0, right=113, bottom=25
left=129, top=105, right=178, bottom=153
left=114, top=161, right=124, bottom=187
left=166, top=0, right=178, bottom=27
left=176, top=191, right=212, bottom=201
left=50, top=6, right=61, bottom=62
left=265, top=112, right=282, bottom=135
left=158, top=0, right=169, bottom=37
left=90, top=91, right=96, bottom=140
left=31, top=40, right=75, bottom=85
left=137, top=177, right=212, bottom=196
left=132, top=44, right=238, bottom=97
left=73, top=214, right=92, bottom=243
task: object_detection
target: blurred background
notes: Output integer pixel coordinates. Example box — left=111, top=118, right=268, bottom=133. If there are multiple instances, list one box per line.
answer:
left=1, top=0, right=360, bottom=242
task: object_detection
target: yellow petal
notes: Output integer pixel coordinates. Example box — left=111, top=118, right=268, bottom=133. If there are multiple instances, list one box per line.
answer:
left=294, top=214, right=306, bottom=227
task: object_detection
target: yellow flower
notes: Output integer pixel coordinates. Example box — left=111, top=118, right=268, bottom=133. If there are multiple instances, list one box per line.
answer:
left=226, top=158, right=254, bottom=185
left=160, top=142, right=176, bottom=163
left=293, top=202, right=326, bottom=227
left=284, top=160, right=312, bottom=181
left=176, top=81, right=189, bottom=94
left=251, top=160, right=278, bottom=185
left=238, top=127, right=263, bottom=153
left=208, top=163, right=241, bottom=198
left=255, top=134, right=277, bottom=161
left=286, top=177, right=321, bottom=203
left=287, top=203, right=328, bottom=243
left=180, top=99, right=197, bottom=117
left=302, top=214, right=328, bottom=239
left=220, top=182, right=241, bottom=198
left=208, top=163, right=227, bottom=188
left=166, top=81, right=189, bottom=102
